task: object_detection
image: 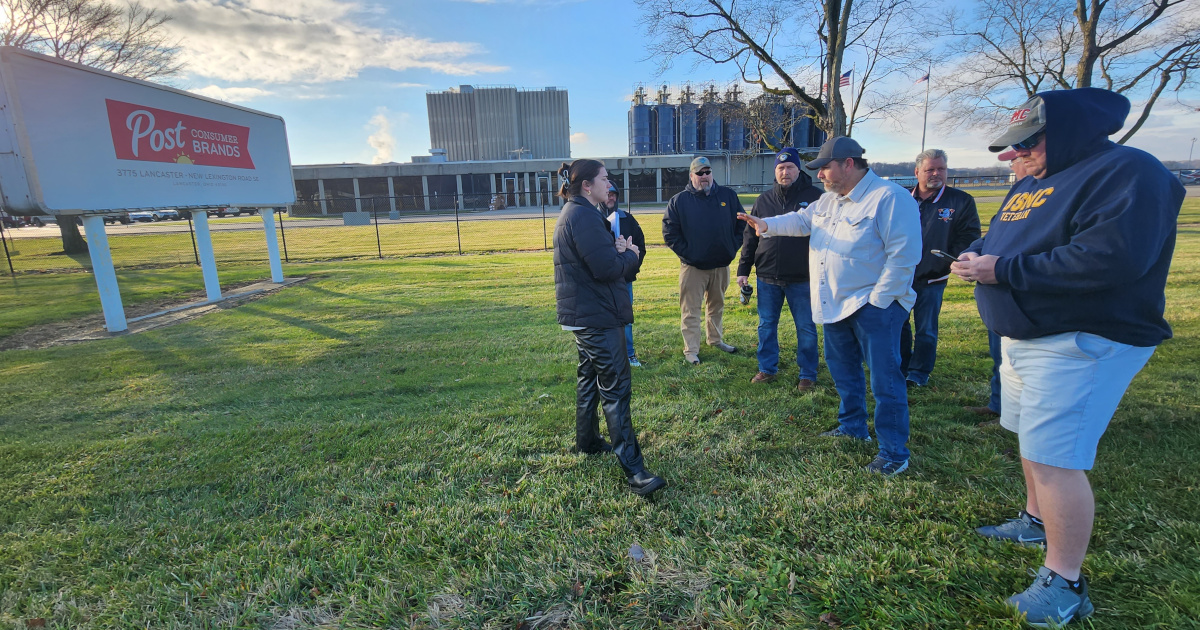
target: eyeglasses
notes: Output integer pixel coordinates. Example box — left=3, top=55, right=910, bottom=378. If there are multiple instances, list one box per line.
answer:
left=696, top=170, right=712, bottom=176
left=1011, top=131, right=1044, bottom=151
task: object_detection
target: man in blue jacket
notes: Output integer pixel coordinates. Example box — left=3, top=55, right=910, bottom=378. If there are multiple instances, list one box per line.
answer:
left=952, top=89, right=1184, bottom=626
left=663, top=157, right=746, bottom=365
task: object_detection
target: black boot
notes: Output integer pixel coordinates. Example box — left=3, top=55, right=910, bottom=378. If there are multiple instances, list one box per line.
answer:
left=627, top=470, right=667, bottom=496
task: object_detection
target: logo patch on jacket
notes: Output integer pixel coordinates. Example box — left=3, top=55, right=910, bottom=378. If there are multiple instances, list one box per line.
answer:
left=721, top=202, right=727, bottom=206
left=937, top=208, right=954, bottom=222
left=999, top=187, right=1055, bottom=222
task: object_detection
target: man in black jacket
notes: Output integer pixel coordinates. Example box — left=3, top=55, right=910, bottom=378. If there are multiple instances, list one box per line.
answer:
left=662, top=156, right=746, bottom=365
left=603, top=183, right=647, bottom=366
left=901, top=149, right=981, bottom=387
left=736, top=148, right=823, bottom=391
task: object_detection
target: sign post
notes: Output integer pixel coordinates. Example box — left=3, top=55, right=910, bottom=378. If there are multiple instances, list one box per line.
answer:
left=261, top=209, right=283, bottom=283
left=80, top=215, right=127, bottom=331
left=190, top=210, right=221, bottom=302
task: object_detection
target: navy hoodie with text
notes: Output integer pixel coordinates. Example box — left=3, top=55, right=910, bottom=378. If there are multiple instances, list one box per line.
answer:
left=969, top=88, right=1184, bottom=346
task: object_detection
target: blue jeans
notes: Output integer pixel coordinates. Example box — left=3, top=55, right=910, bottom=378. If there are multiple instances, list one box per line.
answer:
left=625, top=282, right=636, bottom=358
left=823, top=301, right=911, bottom=463
left=899, top=281, right=946, bottom=386
left=988, top=328, right=1002, bottom=413
left=756, top=279, right=819, bottom=380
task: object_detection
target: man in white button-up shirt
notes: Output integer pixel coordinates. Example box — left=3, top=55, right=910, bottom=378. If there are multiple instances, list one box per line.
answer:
left=740, top=136, right=922, bottom=476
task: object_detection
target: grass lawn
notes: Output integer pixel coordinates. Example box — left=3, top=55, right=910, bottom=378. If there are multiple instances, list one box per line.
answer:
left=1, top=223, right=1199, bottom=628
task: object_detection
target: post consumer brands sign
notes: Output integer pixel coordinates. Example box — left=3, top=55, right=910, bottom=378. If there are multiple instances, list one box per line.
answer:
left=106, top=99, right=255, bottom=169
left=0, top=47, right=295, bottom=215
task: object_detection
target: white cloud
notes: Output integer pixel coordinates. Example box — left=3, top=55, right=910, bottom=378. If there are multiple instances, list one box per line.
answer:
left=388, top=82, right=429, bottom=89
left=144, top=0, right=508, bottom=84
left=570, top=132, right=589, bottom=144
left=366, top=108, right=395, bottom=164
left=188, top=85, right=273, bottom=102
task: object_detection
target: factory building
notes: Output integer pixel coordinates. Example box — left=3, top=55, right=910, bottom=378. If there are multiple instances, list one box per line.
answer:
left=426, top=85, right=570, bottom=162
left=289, top=152, right=795, bottom=216
left=628, top=84, right=826, bottom=156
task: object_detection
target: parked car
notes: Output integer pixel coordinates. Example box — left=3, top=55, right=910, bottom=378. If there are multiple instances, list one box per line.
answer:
left=129, top=209, right=179, bottom=222
left=1180, top=170, right=1200, bottom=184
left=22, top=214, right=74, bottom=226
left=16, top=212, right=130, bottom=226
left=208, top=207, right=259, bottom=217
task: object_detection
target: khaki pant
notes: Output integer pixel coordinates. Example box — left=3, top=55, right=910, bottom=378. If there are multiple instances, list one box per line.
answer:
left=679, top=263, right=729, bottom=358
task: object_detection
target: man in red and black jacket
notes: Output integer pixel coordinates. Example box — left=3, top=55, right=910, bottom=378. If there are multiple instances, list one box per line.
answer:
left=736, top=148, right=823, bottom=391
left=901, top=149, right=981, bottom=387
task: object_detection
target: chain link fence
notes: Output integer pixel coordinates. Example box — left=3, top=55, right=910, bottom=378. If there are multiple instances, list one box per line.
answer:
left=3, top=173, right=1194, bottom=276
left=0, top=189, right=678, bottom=275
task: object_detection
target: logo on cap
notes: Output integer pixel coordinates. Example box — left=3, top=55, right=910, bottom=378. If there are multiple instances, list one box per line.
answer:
left=1009, top=108, right=1031, bottom=125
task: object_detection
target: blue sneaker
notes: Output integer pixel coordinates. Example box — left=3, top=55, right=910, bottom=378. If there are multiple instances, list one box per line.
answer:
left=1006, top=567, right=1094, bottom=627
left=865, top=455, right=909, bottom=476
left=819, top=427, right=872, bottom=443
left=976, top=511, right=1046, bottom=546
left=628, top=356, right=642, bottom=367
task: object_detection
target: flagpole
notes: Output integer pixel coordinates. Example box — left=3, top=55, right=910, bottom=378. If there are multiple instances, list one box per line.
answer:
left=850, top=65, right=856, bottom=136
left=920, top=62, right=931, bottom=152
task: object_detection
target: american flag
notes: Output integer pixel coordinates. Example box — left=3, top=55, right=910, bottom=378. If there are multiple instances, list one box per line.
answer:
left=839, top=70, right=852, bottom=87
left=915, top=73, right=930, bottom=84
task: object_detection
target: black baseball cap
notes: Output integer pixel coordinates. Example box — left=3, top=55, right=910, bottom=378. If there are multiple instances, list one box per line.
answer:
left=805, top=136, right=865, bottom=170
left=989, top=95, right=1046, bottom=152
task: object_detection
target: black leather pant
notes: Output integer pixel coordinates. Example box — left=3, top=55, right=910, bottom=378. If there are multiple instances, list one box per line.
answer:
left=573, top=327, right=644, bottom=476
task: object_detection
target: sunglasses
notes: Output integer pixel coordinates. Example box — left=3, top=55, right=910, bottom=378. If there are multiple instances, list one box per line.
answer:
left=695, top=169, right=712, bottom=176
left=1011, top=131, right=1044, bottom=151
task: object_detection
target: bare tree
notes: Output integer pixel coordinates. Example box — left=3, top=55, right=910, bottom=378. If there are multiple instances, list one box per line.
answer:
left=637, top=0, right=929, bottom=140
left=0, top=0, right=182, bottom=253
left=940, top=0, right=1200, bottom=143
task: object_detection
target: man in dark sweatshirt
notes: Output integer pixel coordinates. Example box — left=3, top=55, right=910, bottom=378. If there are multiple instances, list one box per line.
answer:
left=603, top=182, right=647, bottom=366
left=952, top=88, right=1184, bottom=627
left=663, top=156, right=746, bottom=365
left=736, top=148, right=823, bottom=391
left=901, top=149, right=981, bottom=387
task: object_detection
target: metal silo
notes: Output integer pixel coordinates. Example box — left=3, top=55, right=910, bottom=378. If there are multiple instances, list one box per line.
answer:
left=677, top=85, right=698, bottom=153
left=751, top=93, right=786, bottom=150
left=652, top=85, right=676, bottom=154
left=698, top=85, right=722, bottom=151
left=788, top=102, right=813, bottom=149
left=722, top=86, right=746, bottom=152
left=628, top=86, right=652, bottom=156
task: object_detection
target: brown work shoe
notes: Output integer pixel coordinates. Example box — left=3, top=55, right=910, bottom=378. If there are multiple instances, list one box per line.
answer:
left=750, top=371, right=776, bottom=384
left=797, top=378, right=816, bottom=393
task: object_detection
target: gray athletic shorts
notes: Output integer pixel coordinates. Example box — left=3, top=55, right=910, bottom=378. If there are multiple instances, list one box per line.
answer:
left=999, top=332, right=1155, bottom=470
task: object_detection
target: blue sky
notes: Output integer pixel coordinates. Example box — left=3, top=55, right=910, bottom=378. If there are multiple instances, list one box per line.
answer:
left=148, top=0, right=1200, bottom=169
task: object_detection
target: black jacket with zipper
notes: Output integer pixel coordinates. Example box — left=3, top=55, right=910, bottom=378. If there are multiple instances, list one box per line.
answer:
left=737, top=172, right=823, bottom=284
left=554, top=196, right=640, bottom=328
left=662, top=182, right=745, bottom=270
left=909, top=185, right=981, bottom=286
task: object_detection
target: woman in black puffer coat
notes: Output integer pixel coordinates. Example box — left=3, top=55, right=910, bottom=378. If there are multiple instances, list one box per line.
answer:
left=553, top=158, right=666, bottom=497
